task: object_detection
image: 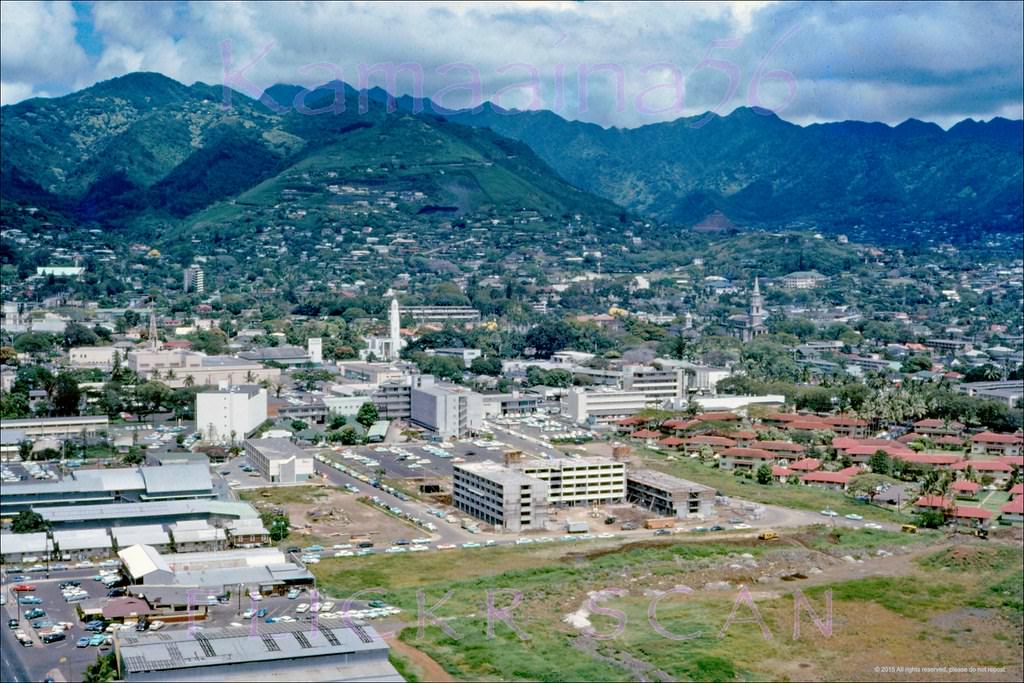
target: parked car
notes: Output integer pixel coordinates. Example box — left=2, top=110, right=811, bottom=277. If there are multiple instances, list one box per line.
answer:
left=8, top=619, right=18, bottom=629
left=148, top=620, right=165, bottom=631
left=89, top=634, right=106, bottom=646
left=42, top=631, right=67, bottom=644
left=76, top=637, right=92, bottom=648
left=256, top=609, right=267, bottom=618
left=24, top=609, right=46, bottom=620
left=18, top=597, right=43, bottom=605
left=12, top=584, right=37, bottom=592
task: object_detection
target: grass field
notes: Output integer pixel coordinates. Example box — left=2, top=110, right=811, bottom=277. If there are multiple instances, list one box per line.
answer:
left=309, top=527, right=1024, bottom=681
left=641, top=448, right=907, bottom=523
left=239, top=485, right=335, bottom=506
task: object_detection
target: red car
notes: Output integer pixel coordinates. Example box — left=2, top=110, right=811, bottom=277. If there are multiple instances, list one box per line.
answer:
left=12, top=584, right=37, bottom=592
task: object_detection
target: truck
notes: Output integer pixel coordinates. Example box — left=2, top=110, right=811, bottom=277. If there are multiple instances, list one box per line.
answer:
left=644, top=518, right=676, bottom=530
left=566, top=522, right=589, bottom=534
left=461, top=518, right=480, bottom=533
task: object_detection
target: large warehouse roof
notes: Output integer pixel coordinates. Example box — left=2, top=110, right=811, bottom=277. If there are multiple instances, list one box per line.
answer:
left=116, top=621, right=402, bottom=681
left=140, top=464, right=213, bottom=494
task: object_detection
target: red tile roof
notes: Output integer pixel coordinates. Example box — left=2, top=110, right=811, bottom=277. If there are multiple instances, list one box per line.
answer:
left=617, top=417, right=647, bottom=426
left=772, top=466, right=795, bottom=477
left=632, top=429, right=663, bottom=439
left=696, top=411, right=740, bottom=422
left=951, top=506, right=993, bottom=519
left=685, top=435, right=736, bottom=447
left=971, top=431, right=1023, bottom=444
left=825, top=416, right=867, bottom=427
left=662, top=419, right=697, bottom=430
left=800, top=467, right=860, bottom=485
left=722, top=447, right=776, bottom=460
left=788, top=457, right=822, bottom=472
left=1001, top=497, right=1024, bottom=515
left=658, top=436, right=686, bottom=446
left=950, top=480, right=980, bottom=492
left=914, top=418, right=964, bottom=430
left=893, top=452, right=964, bottom=466
left=914, top=495, right=953, bottom=509
left=953, top=460, right=1013, bottom=472
left=757, top=440, right=806, bottom=453
left=1009, top=484, right=1024, bottom=496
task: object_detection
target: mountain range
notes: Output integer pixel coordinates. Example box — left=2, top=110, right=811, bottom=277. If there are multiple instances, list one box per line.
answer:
left=381, top=93, right=1024, bottom=238
left=2, top=72, right=1022, bottom=243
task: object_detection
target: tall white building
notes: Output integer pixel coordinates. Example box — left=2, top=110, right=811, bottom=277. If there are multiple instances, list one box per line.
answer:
left=196, top=385, right=268, bottom=443
left=183, top=265, right=205, bottom=294
left=389, top=298, right=401, bottom=361
left=307, top=337, right=323, bottom=364
left=563, top=387, right=650, bottom=424
left=410, top=383, right=483, bottom=439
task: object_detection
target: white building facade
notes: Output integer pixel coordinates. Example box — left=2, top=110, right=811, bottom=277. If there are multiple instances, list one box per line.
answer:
left=196, top=385, right=268, bottom=443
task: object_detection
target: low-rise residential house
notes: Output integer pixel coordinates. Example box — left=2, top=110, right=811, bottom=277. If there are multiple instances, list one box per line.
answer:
left=952, top=459, right=1015, bottom=484
left=726, top=430, right=757, bottom=447
left=799, top=466, right=861, bottom=490
left=787, top=457, right=822, bottom=472
left=684, top=435, right=736, bottom=454
left=757, top=440, right=806, bottom=458
left=913, top=418, right=965, bottom=437
left=970, top=432, right=1023, bottom=457
left=824, top=416, right=868, bottom=438
left=950, top=480, right=980, bottom=499
left=949, top=505, right=993, bottom=529
left=719, top=447, right=776, bottom=470
left=999, top=497, right=1023, bottom=525
left=772, top=465, right=796, bottom=482
left=913, top=495, right=953, bottom=513
left=657, top=436, right=686, bottom=449
left=892, top=452, right=965, bottom=470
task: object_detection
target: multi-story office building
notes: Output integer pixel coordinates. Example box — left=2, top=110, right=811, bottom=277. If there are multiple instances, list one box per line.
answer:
left=400, top=305, right=481, bottom=325
left=196, top=384, right=268, bottom=443
left=183, top=265, right=205, bottom=294
left=126, top=349, right=280, bottom=388
left=453, top=461, right=550, bottom=532
left=243, top=438, right=314, bottom=483
left=621, top=364, right=686, bottom=401
left=68, top=345, right=120, bottom=369
left=515, top=458, right=626, bottom=506
left=410, top=382, right=483, bottom=439
left=626, top=469, right=715, bottom=518
left=563, top=387, right=650, bottom=423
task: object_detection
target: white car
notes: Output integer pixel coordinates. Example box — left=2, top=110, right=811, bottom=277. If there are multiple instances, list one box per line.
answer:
left=732, top=523, right=752, bottom=530
left=844, top=513, right=864, bottom=521
left=820, top=509, right=838, bottom=517
left=296, top=603, right=310, bottom=614
left=148, top=620, right=165, bottom=631
left=321, top=601, right=335, bottom=612
left=408, top=545, right=428, bottom=552
left=864, top=522, right=884, bottom=530
left=243, top=609, right=255, bottom=619
left=515, top=538, right=534, bottom=545
left=249, top=592, right=263, bottom=601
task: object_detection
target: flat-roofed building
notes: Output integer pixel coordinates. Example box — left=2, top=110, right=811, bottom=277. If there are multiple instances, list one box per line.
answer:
left=0, top=415, right=109, bottom=437
left=453, top=461, right=549, bottom=532
left=337, top=362, right=404, bottom=385
left=68, top=345, right=120, bottom=369
left=126, top=349, right=280, bottom=388
left=626, top=469, right=715, bottom=518
left=563, top=388, right=650, bottom=424
left=243, top=437, right=314, bottom=483
left=114, top=621, right=402, bottom=682
left=622, top=364, right=686, bottom=401
left=481, top=391, right=541, bottom=417
left=410, top=383, right=483, bottom=439
left=238, top=346, right=311, bottom=366
left=515, top=457, right=626, bottom=506
left=401, top=305, right=481, bottom=324
left=429, top=347, right=482, bottom=367
left=196, top=384, right=268, bottom=443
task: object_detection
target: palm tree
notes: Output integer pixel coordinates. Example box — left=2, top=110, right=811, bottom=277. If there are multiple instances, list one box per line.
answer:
left=184, top=375, right=195, bottom=388
left=245, top=370, right=256, bottom=383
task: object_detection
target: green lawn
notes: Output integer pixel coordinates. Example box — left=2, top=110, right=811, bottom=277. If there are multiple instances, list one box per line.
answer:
left=640, top=448, right=906, bottom=523
left=313, top=529, right=1021, bottom=682
left=978, top=490, right=1011, bottom=513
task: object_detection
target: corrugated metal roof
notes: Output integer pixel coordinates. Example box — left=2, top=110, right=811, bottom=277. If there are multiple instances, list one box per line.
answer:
left=141, top=464, right=212, bottom=494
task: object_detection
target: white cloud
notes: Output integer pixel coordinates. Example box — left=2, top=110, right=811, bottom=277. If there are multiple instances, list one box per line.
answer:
left=1, top=1, right=1020, bottom=128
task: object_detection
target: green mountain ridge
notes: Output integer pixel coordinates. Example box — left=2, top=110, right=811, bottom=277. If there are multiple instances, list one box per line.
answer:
left=0, top=73, right=620, bottom=234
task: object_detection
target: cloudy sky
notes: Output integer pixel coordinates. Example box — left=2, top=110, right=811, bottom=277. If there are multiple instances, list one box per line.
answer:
left=2, top=1, right=1022, bottom=128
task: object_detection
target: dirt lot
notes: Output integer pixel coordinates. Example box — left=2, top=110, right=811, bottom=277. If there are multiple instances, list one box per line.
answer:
left=241, top=485, right=424, bottom=546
